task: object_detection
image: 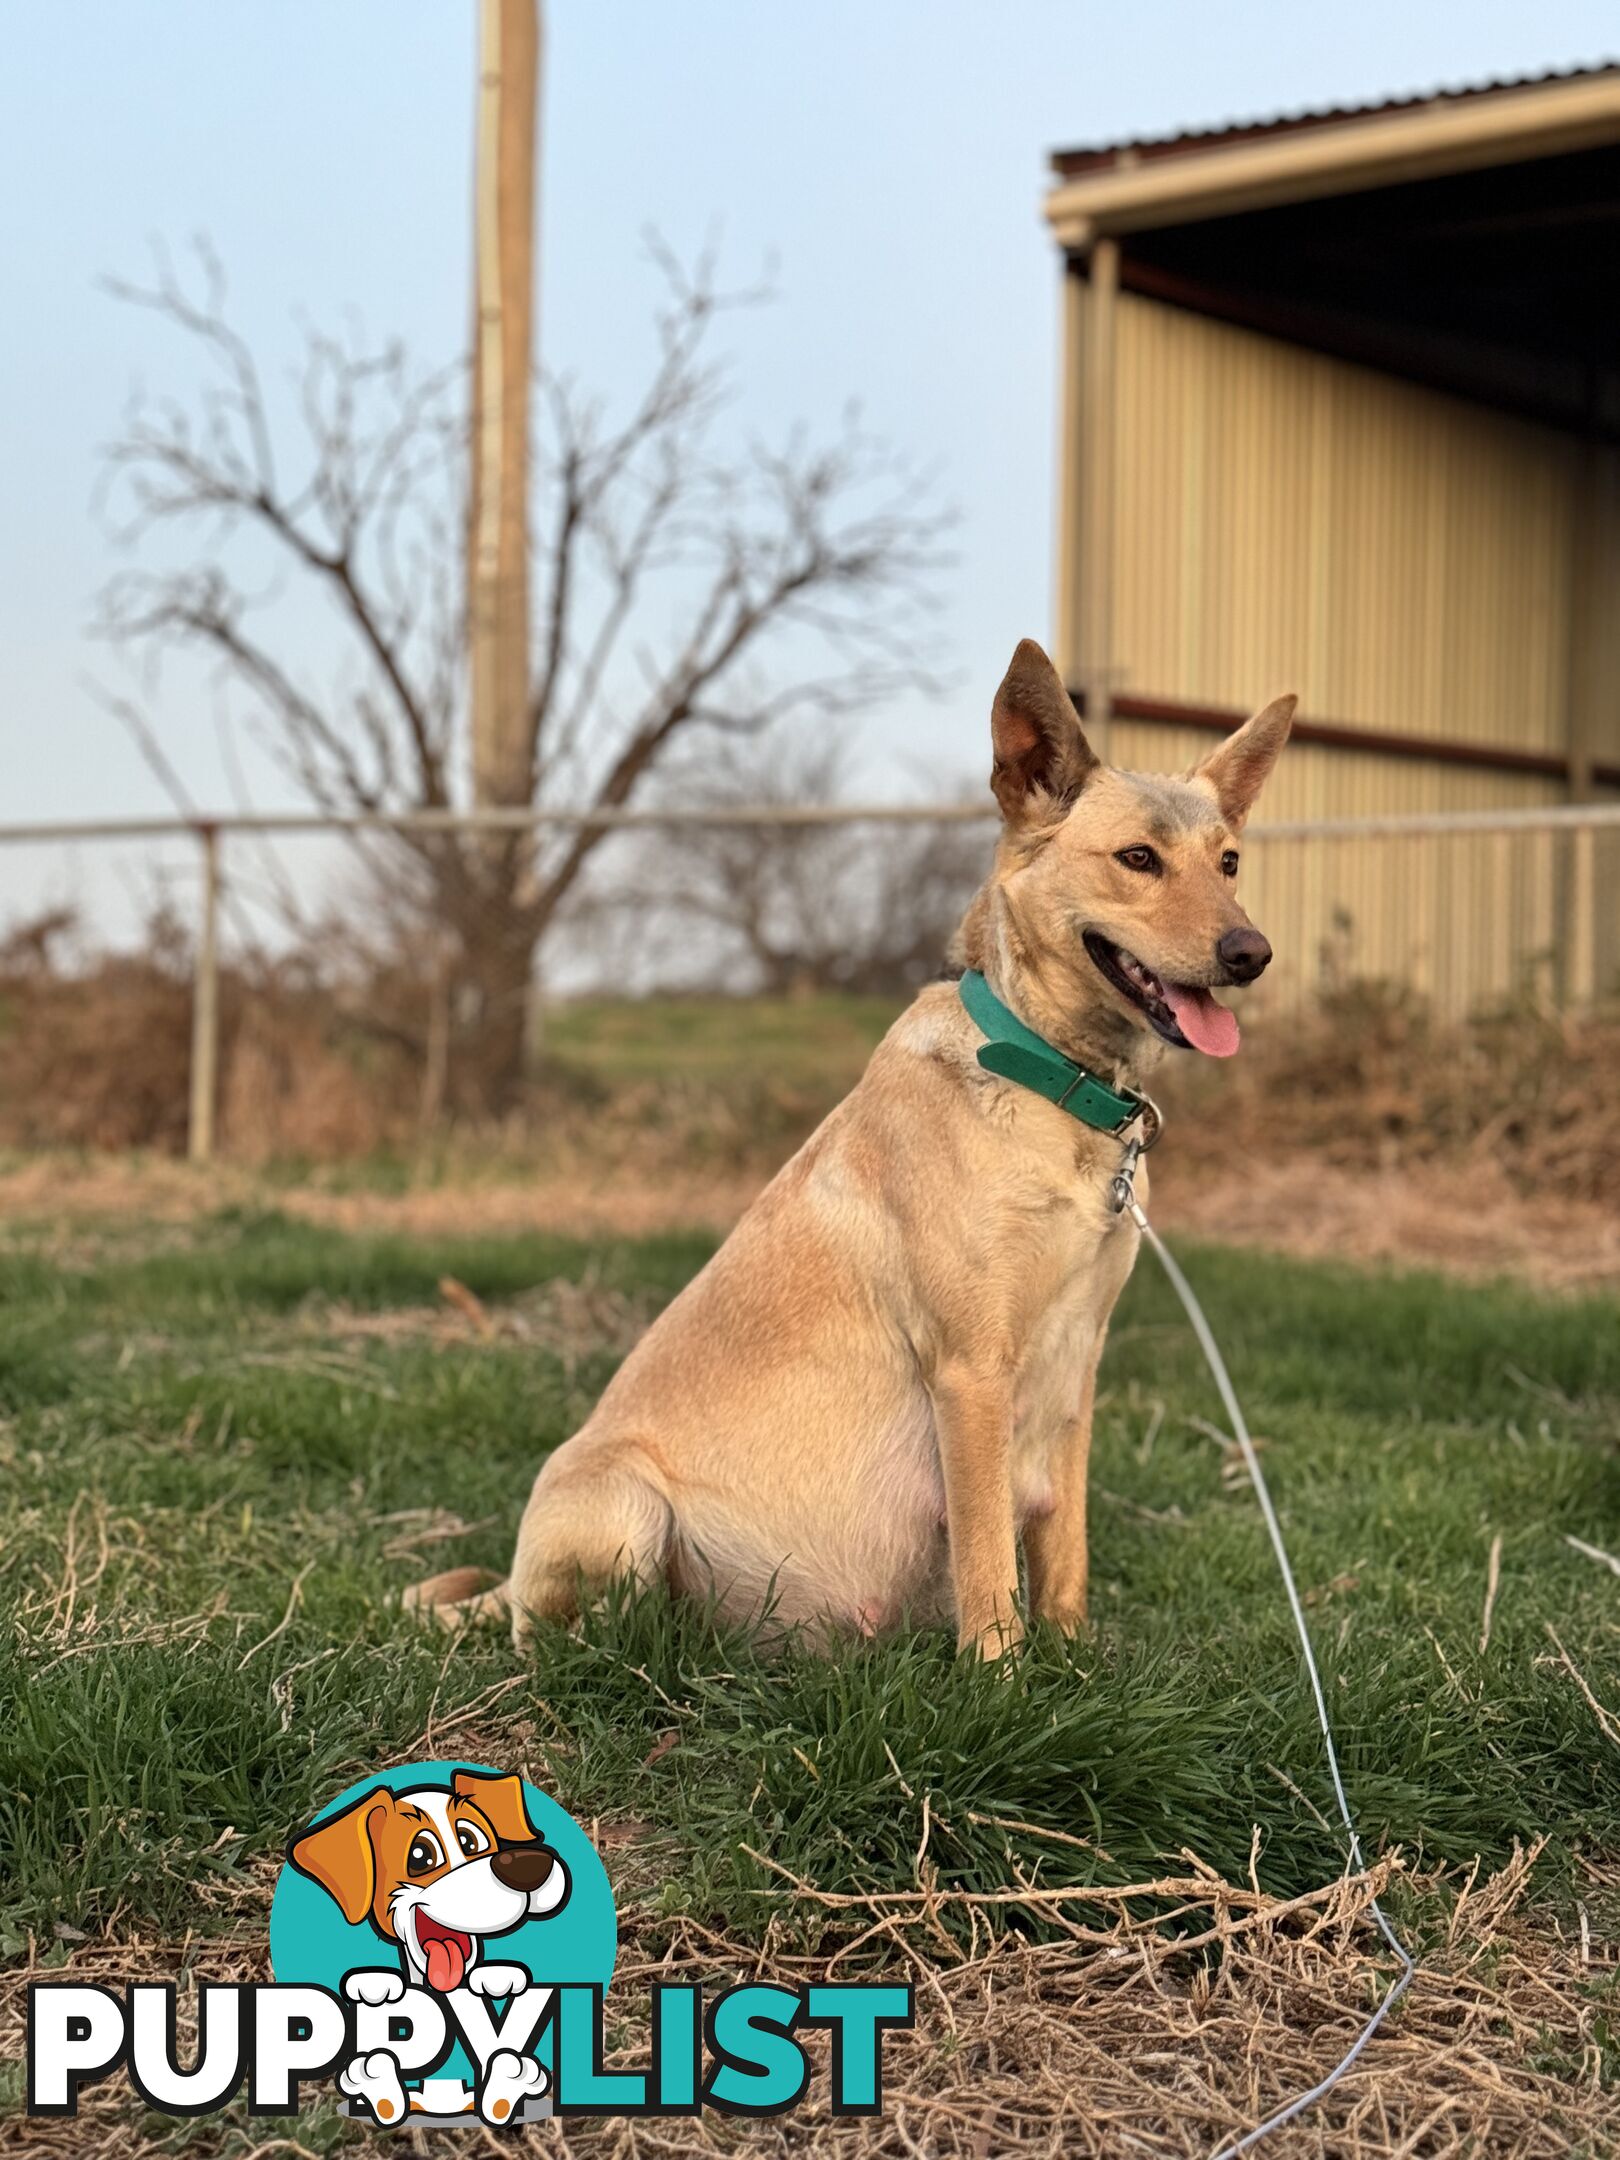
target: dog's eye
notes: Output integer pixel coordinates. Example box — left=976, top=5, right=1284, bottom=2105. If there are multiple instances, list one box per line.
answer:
left=455, top=1821, right=491, bottom=1859
left=406, top=1831, right=445, bottom=1876
left=1115, top=845, right=1160, bottom=875
left=1221, top=849, right=1240, bottom=877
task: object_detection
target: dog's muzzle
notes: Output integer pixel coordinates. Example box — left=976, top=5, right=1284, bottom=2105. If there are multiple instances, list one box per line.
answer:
left=1216, top=927, right=1271, bottom=983
left=491, top=1842, right=556, bottom=1894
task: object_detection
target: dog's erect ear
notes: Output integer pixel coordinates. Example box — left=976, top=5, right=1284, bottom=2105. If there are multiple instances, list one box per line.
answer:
left=289, top=1791, right=389, bottom=1925
left=1190, top=694, right=1296, bottom=831
left=990, top=639, right=1098, bottom=823
left=453, top=1770, right=538, bottom=1846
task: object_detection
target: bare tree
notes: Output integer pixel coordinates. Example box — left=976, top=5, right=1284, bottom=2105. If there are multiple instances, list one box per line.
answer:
left=567, top=726, right=986, bottom=998
left=95, top=238, right=950, bottom=1108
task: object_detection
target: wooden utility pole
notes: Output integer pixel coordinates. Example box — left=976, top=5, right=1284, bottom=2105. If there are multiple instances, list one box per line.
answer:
left=469, top=0, right=540, bottom=811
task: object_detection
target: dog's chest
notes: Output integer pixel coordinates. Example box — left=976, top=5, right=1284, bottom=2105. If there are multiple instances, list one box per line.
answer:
left=1006, top=1173, right=1139, bottom=1444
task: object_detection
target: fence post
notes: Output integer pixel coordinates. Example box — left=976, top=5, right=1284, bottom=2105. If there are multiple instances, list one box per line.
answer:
left=189, top=823, right=221, bottom=1165
left=1568, top=823, right=1597, bottom=1010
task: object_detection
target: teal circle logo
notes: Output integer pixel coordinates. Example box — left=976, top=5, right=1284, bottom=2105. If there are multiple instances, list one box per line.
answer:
left=269, top=1759, right=614, bottom=2126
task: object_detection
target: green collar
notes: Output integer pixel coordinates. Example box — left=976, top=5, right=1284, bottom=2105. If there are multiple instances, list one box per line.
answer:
left=959, top=970, right=1146, bottom=1136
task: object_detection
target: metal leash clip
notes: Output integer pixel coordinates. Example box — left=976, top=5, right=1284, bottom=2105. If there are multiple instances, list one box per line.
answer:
left=1109, top=1094, right=1161, bottom=1217
left=1108, top=1136, right=1143, bottom=1216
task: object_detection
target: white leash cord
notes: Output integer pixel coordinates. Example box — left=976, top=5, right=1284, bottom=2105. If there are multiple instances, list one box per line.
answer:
left=1127, top=1201, right=1416, bottom=2155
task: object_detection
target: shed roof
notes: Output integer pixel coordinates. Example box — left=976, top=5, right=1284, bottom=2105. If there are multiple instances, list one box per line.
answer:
left=1044, top=63, right=1620, bottom=441
left=1051, top=60, right=1620, bottom=177
left=1044, top=61, right=1620, bottom=246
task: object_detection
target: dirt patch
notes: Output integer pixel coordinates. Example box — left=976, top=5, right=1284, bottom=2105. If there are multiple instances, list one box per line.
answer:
left=284, top=1156, right=1620, bottom=1290
left=4, top=1148, right=1614, bottom=1294
left=1, top=1843, right=1612, bottom=2156
left=1151, top=1153, right=1620, bottom=1294
left=0, top=1153, right=760, bottom=1240
left=0, top=1155, right=253, bottom=1226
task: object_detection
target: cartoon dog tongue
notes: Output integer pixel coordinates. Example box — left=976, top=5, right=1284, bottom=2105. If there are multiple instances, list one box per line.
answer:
left=1161, top=981, right=1240, bottom=1058
left=422, top=1927, right=468, bottom=1992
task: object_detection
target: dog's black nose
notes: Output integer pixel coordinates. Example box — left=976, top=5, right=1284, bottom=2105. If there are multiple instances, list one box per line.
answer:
left=491, top=1843, right=555, bottom=1893
left=1217, top=928, right=1271, bottom=982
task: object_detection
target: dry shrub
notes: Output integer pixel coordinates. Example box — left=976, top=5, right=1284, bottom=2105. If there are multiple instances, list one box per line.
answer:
left=0, top=905, right=420, bottom=1162
left=219, top=1000, right=414, bottom=1164
left=3, top=902, right=1618, bottom=1208
left=1158, top=982, right=1620, bottom=1208
left=0, top=908, right=194, bottom=1151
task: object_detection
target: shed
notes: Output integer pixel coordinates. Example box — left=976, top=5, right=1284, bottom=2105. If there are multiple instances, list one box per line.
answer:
left=1044, top=65, right=1620, bottom=1010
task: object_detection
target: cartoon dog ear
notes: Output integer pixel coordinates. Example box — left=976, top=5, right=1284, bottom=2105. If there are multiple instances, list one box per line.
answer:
left=289, top=1791, right=389, bottom=1924
left=452, top=1770, right=538, bottom=1845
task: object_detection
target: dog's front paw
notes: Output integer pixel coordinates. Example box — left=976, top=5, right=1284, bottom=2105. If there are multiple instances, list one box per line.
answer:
left=957, top=1611, right=1025, bottom=1661
left=479, top=2047, right=547, bottom=2124
left=465, top=1961, right=528, bottom=1999
left=344, top=1969, right=406, bottom=2007
left=339, top=2048, right=408, bottom=2126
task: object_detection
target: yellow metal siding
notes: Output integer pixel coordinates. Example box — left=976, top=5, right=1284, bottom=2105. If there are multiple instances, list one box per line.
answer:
left=1228, top=824, right=1572, bottom=1020
left=1101, top=297, right=1620, bottom=1017
left=1112, top=294, right=1582, bottom=755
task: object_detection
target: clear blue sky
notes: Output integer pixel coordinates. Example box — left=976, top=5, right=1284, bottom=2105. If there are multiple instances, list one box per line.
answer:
left=3, top=3, right=1616, bottom=826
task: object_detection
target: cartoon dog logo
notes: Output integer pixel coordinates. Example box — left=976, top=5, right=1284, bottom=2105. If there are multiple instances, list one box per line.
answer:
left=290, top=1768, right=571, bottom=1994
left=288, top=1769, right=571, bottom=2125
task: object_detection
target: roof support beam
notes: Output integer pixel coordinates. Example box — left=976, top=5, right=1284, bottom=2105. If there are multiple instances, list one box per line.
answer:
left=1051, top=257, right=1086, bottom=700
left=1073, top=239, right=1119, bottom=758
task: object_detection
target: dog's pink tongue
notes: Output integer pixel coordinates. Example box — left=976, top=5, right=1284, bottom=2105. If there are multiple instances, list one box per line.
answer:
left=425, top=1936, right=466, bottom=1992
left=1162, top=983, right=1240, bottom=1058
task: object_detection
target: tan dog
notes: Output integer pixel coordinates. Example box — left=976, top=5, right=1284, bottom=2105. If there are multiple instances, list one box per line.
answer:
left=417, top=641, right=1292, bottom=1656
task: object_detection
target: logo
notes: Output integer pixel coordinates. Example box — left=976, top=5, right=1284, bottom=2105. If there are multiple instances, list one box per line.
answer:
left=271, top=1758, right=612, bottom=2125
left=27, top=1759, right=911, bottom=2126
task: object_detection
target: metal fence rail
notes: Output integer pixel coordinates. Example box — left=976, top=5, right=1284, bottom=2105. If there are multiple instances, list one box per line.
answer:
left=5, top=800, right=1620, bottom=841
left=0, top=802, right=1613, bottom=1162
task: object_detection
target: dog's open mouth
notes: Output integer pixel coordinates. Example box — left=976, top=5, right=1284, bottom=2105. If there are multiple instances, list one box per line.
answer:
left=414, top=1910, right=475, bottom=1992
left=1083, top=933, right=1240, bottom=1057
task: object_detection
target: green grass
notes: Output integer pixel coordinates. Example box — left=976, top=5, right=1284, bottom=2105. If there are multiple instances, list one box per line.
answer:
left=543, top=992, right=902, bottom=1086
left=2, top=1209, right=1618, bottom=1964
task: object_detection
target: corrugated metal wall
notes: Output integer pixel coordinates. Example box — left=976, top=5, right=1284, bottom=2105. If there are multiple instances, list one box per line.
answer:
left=1232, top=820, right=1587, bottom=1019
left=1111, top=293, right=1591, bottom=768
left=1103, top=293, right=1620, bottom=1014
